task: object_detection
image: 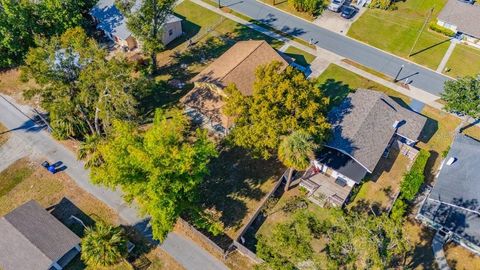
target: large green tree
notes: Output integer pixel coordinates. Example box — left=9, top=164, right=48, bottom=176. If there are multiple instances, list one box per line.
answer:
left=442, top=75, right=480, bottom=131
left=117, top=0, right=176, bottom=72
left=91, top=109, right=219, bottom=240
left=224, top=61, right=330, bottom=159
left=22, top=27, right=141, bottom=139
left=81, top=222, right=128, bottom=267
left=278, top=130, right=317, bottom=191
left=0, top=0, right=95, bottom=68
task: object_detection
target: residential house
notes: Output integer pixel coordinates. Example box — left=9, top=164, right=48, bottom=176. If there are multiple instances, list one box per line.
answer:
left=300, top=89, right=427, bottom=206
left=437, top=0, right=480, bottom=44
left=0, top=200, right=81, bottom=270
left=418, top=134, right=480, bottom=255
left=90, top=0, right=183, bottom=50
left=181, top=40, right=290, bottom=134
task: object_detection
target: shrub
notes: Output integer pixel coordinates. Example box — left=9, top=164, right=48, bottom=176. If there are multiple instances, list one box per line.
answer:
left=400, top=150, right=430, bottom=201
left=390, top=199, right=407, bottom=221
left=288, top=0, right=324, bottom=15
left=368, top=0, right=396, bottom=10
left=429, top=21, right=456, bottom=37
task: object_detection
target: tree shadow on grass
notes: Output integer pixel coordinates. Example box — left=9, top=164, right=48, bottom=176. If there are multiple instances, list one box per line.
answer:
left=198, top=145, right=284, bottom=233
left=405, top=219, right=436, bottom=270
left=316, top=78, right=352, bottom=109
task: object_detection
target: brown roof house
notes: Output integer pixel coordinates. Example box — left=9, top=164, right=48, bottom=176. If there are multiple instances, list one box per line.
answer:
left=437, top=0, right=480, bottom=43
left=181, top=40, right=289, bottom=135
left=300, top=89, right=427, bottom=207
left=0, top=200, right=81, bottom=270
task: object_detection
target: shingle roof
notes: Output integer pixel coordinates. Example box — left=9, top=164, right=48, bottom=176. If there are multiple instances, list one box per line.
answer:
left=326, top=89, right=427, bottom=172
left=0, top=200, right=80, bottom=270
left=420, top=134, right=480, bottom=247
left=316, top=147, right=368, bottom=183
left=192, top=40, right=289, bottom=96
left=438, top=0, right=480, bottom=38
left=90, top=0, right=181, bottom=40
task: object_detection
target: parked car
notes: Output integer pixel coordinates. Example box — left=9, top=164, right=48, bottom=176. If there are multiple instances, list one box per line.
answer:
left=341, top=5, right=358, bottom=19
left=328, top=0, right=345, bottom=12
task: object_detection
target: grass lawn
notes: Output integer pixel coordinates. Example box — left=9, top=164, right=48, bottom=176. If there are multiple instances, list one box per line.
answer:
left=349, top=149, right=412, bottom=212
left=445, top=242, right=480, bottom=270
left=0, top=69, right=38, bottom=105
left=198, top=146, right=285, bottom=240
left=284, top=46, right=316, bottom=66
left=348, top=0, right=451, bottom=70
left=316, top=64, right=411, bottom=109
left=444, top=44, right=480, bottom=78
left=259, top=0, right=316, bottom=21
left=0, top=123, right=8, bottom=147
left=402, top=219, right=436, bottom=269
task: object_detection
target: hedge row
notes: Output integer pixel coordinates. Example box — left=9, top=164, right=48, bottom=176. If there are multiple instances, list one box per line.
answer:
left=429, top=21, right=456, bottom=37
left=390, top=149, right=430, bottom=220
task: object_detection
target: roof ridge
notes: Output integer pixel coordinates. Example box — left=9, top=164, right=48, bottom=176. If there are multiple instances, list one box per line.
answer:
left=219, top=41, right=266, bottom=82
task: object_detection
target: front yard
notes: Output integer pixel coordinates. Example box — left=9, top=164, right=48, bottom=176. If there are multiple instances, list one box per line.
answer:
left=0, top=123, right=7, bottom=147
left=348, top=0, right=450, bottom=70
left=284, top=46, right=316, bottom=67
left=258, top=0, right=317, bottom=21
left=444, top=44, right=480, bottom=78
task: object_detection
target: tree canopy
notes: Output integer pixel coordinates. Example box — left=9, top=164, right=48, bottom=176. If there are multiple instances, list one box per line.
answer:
left=117, top=0, right=176, bottom=71
left=0, top=0, right=95, bottom=68
left=22, top=27, right=142, bottom=139
left=90, top=109, right=219, bottom=240
left=224, top=61, right=330, bottom=159
left=442, top=75, right=480, bottom=120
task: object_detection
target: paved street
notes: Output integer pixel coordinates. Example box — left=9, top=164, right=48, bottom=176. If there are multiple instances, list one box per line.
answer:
left=220, top=0, right=451, bottom=96
left=0, top=95, right=228, bottom=270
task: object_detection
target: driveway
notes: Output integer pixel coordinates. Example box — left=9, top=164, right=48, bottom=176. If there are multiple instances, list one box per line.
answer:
left=220, top=0, right=451, bottom=96
left=0, top=95, right=228, bottom=270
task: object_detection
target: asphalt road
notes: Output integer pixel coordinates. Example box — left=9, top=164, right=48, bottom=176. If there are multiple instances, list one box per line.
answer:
left=221, top=0, right=451, bottom=96
left=0, top=95, right=228, bottom=270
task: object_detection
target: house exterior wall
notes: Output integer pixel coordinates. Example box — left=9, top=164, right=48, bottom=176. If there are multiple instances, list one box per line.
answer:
left=315, top=162, right=357, bottom=187
left=162, top=20, right=183, bottom=45
left=437, top=20, right=458, bottom=32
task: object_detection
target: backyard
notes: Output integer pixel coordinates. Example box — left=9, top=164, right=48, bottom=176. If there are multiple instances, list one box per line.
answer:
left=348, top=0, right=450, bottom=70
left=444, top=44, right=480, bottom=78
left=0, top=158, right=178, bottom=270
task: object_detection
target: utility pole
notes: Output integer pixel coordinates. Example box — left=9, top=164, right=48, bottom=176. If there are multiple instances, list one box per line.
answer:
left=409, top=7, right=434, bottom=57
left=218, top=0, right=221, bottom=8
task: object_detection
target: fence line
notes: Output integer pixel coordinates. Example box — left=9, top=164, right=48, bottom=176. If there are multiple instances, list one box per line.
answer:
left=175, top=218, right=226, bottom=257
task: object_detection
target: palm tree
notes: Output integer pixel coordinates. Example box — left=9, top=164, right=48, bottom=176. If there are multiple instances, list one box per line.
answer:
left=78, top=134, right=103, bottom=168
left=81, top=222, right=128, bottom=267
left=278, top=130, right=317, bottom=191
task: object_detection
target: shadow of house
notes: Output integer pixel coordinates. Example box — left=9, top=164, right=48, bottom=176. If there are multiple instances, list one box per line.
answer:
left=418, top=134, right=480, bottom=256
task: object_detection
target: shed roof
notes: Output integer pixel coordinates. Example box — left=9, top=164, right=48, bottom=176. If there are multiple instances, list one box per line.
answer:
left=420, top=134, right=480, bottom=247
left=326, top=89, right=426, bottom=172
left=91, top=0, right=181, bottom=40
left=192, top=40, right=289, bottom=96
left=438, top=0, right=480, bottom=38
left=0, top=200, right=80, bottom=270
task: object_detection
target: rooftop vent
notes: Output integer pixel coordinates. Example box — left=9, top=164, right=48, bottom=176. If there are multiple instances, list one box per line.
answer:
left=446, top=157, right=456, bottom=166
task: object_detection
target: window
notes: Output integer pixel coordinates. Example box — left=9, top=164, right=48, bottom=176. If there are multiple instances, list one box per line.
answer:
left=168, top=29, right=173, bottom=36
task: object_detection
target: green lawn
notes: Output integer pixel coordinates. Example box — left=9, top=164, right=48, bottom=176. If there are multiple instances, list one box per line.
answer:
left=284, top=46, right=316, bottom=66
left=259, top=0, right=316, bottom=21
left=316, top=64, right=411, bottom=108
left=444, top=44, right=480, bottom=78
left=348, top=0, right=450, bottom=70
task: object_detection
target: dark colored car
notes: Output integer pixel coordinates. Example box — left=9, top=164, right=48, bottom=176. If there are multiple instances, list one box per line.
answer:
left=341, top=6, right=358, bottom=19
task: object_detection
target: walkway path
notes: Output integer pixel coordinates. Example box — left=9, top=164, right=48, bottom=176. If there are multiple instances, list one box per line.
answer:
left=213, top=0, right=451, bottom=96
left=0, top=94, right=228, bottom=270
left=432, top=232, right=451, bottom=270
left=437, top=40, right=457, bottom=73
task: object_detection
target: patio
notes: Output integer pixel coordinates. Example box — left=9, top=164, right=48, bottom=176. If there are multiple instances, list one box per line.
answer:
left=300, top=170, right=353, bottom=207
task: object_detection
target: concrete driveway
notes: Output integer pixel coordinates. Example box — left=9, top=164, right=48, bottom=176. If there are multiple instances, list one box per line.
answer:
left=313, top=7, right=365, bottom=35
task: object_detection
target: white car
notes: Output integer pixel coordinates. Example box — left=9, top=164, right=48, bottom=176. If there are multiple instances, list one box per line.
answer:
left=328, top=0, right=346, bottom=12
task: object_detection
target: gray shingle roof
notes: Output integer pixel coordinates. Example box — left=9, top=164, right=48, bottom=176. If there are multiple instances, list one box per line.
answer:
left=438, top=0, right=480, bottom=38
left=420, top=134, right=480, bottom=247
left=0, top=200, right=80, bottom=270
left=326, top=89, right=427, bottom=172
left=90, top=0, right=181, bottom=40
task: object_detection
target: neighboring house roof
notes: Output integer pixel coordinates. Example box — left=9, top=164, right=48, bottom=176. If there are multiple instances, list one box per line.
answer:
left=420, top=134, right=480, bottom=247
left=316, top=147, right=368, bottom=183
left=0, top=200, right=80, bottom=270
left=438, top=0, right=480, bottom=38
left=327, top=89, right=427, bottom=172
left=90, top=0, right=181, bottom=40
left=192, top=40, right=289, bottom=96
